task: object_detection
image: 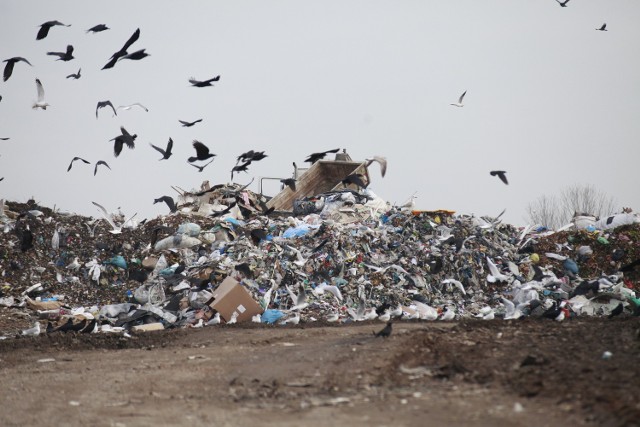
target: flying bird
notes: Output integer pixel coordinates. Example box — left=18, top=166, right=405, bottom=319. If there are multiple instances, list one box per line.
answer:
left=365, top=156, right=387, bottom=177
left=86, top=24, right=109, bottom=33
left=304, top=148, right=340, bottom=164
left=153, top=196, right=177, bottom=213
left=450, top=90, right=467, bottom=107
left=596, top=23, right=607, bottom=31
left=102, top=28, right=140, bottom=69
left=32, top=79, right=49, bottom=110
left=120, top=49, right=149, bottom=61
left=373, top=321, right=392, bottom=338
left=231, top=160, right=252, bottom=180
left=189, top=76, right=220, bottom=87
left=67, top=156, right=90, bottom=172
left=46, top=45, right=74, bottom=61
left=3, top=57, right=32, bottom=82
left=342, top=173, right=367, bottom=189
left=109, top=126, right=137, bottom=157
left=150, top=138, right=173, bottom=160
left=179, top=119, right=203, bottom=127
left=66, top=68, right=81, bottom=79
left=96, top=100, right=117, bottom=118
left=91, top=201, right=137, bottom=234
left=188, top=140, right=216, bottom=162
left=36, top=20, right=70, bottom=40
left=556, top=0, right=570, bottom=7
left=490, top=170, right=508, bottom=185
left=281, top=178, right=296, bottom=191
left=117, top=103, right=148, bottom=113
left=189, top=158, right=215, bottom=172
left=94, top=160, right=111, bottom=176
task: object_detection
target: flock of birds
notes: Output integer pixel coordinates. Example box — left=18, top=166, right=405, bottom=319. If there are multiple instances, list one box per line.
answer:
left=0, top=4, right=612, bottom=210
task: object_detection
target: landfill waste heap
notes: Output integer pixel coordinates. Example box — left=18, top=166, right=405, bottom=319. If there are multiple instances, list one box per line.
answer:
left=1, top=184, right=639, bottom=337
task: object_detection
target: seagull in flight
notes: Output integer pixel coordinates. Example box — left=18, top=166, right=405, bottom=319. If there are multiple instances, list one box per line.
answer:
left=188, top=140, right=216, bottom=162
left=66, top=68, right=81, bottom=79
left=94, top=160, right=111, bottom=176
left=117, top=103, right=148, bottom=113
left=67, top=157, right=90, bottom=172
left=86, top=24, right=109, bottom=33
left=102, top=28, right=140, bottom=70
left=179, top=119, right=203, bottom=127
left=189, top=76, right=220, bottom=87
left=305, top=148, right=340, bottom=164
left=150, top=138, right=173, bottom=160
left=365, top=156, right=387, bottom=177
left=96, top=100, right=117, bottom=118
left=3, top=57, right=32, bottom=82
left=32, top=79, right=49, bottom=110
left=47, top=45, right=74, bottom=61
left=109, top=126, right=137, bottom=157
left=556, top=0, right=570, bottom=7
left=91, top=201, right=137, bottom=234
left=450, top=90, right=467, bottom=107
left=189, top=158, right=215, bottom=172
left=36, top=20, right=70, bottom=40
left=490, top=170, right=508, bottom=185
left=596, top=23, right=607, bottom=31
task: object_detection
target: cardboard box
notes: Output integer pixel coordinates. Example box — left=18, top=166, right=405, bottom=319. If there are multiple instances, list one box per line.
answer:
left=207, top=277, right=263, bottom=323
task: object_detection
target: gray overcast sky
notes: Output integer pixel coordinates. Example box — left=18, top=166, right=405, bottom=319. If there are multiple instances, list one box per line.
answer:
left=1, top=1, right=639, bottom=226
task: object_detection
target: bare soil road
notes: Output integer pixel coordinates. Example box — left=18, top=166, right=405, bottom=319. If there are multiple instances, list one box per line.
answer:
left=1, top=318, right=639, bottom=427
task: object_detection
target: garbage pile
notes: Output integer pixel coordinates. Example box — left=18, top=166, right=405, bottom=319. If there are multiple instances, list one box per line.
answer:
left=1, top=185, right=639, bottom=338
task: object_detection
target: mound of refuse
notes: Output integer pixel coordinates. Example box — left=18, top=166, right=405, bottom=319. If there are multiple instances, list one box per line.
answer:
left=1, top=185, right=639, bottom=337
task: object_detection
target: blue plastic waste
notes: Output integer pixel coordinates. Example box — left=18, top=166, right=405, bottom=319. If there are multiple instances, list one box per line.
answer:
left=282, top=224, right=311, bottom=238
left=106, top=255, right=127, bottom=269
left=261, top=309, right=285, bottom=324
left=223, top=217, right=244, bottom=227
left=563, top=258, right=579, bottom=274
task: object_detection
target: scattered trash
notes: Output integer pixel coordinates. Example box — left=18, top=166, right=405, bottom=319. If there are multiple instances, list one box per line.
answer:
left=0, top=182, right=639, bottom=338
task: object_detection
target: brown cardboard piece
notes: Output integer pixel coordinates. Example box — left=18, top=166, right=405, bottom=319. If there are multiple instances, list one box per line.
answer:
left=207, top=276, right=263, bottom=323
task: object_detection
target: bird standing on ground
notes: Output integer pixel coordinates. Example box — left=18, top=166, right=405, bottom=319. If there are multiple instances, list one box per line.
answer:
left=21, top=322, right=41, bottom=336
left=608, top=302, right=624, bottom=319
left=153, top=196, right=177, bottom=213
left=2, top=57, right=32, bottom=82
left=86, top=24, right=109, bottom=33
left=150, top=138, right=173, bottom=160
left=109, top=126, right=137, bottom=157
left=450, top=90, right=467, bottom=107
left=67, top=157, right=90, bottom=172
left=36, top=20, right=70, bottom=40
left=188, top=140, right=216, bottom=162
left=96, top=100, right=117, bottom=118
left=47, top=45, right=74, bottom=61
left=305, top=148, right=340, bottom=164
left=596, top=23, right=607, bottom=31
left=94, top=160, right=111, bottom=176
left=66, top=68, right=81, bottom=79
left=179, top=119, right=203, bottom=127
left=490, top=170, right=509, bottom=185
left=374, top=321, right=392, bottom=338
left=189, top=76, right=220, bottom=87
left=32, top=79, right=49, bottom=110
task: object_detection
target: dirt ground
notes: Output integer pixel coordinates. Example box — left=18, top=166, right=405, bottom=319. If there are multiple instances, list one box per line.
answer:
left=1, top=318, right=639, bottom=427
